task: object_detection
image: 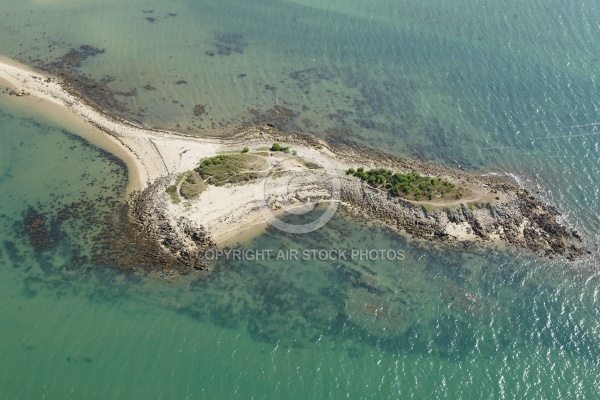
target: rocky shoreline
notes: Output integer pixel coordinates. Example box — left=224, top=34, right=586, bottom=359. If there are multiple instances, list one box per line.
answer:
left=126, top=126, right=589, bottom=272
left=130, top=176, right=215, bottom=271
left=340, top=173, right=587, bottom=261
left=0, top=57, right=589, bottom=273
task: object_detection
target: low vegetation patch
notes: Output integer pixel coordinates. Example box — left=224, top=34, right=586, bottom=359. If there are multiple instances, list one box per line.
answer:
left=167, top=150, right=325, bottom=202
left=165, top=172, right=189, bottom=204
left=195, top=154, right=266, bottom=186
left=270, top=142, right=290, bottom=153
left=347, top=167, right=463, bottom=201
left=304, top=161, right=322, bottom=169
left=179, top=171, right=207, bottom=199
left=166, top=184, right=181, bottom=204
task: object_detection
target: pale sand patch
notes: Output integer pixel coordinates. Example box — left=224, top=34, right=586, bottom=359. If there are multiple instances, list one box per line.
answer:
left=0, top=56, right=223, bottom=191
left=0, top=57, right=338, bottom=188
left=0, top=56, right=351, bottom=244
left=444, top=222, right=480, bottom=241
left=0, top=77, right=143, bottom=192
left=169, top=161, right=339, bottom=245
left=1, top=56, right=516, bottom=249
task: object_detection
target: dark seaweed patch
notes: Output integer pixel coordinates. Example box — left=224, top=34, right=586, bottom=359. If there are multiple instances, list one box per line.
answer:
left=21, top=286, right=37, bottom=298
left=208, top=33, right=247, bottom=56
left=250, top=105, right=299, bottom=131
left=3, top=240, right=21, bottom=264
left=115, top=88, right=138, bottom=97
left=31, top=45, right=140, bottom=122
left=193, top=104, right=206, bottom=116
left=289, top=67, right=336, bottom=95
left=22, top=207, right=61, bottom=252
left=90, top=202, right=184, bottom=273
left=59, top=45, right=105, bottom=68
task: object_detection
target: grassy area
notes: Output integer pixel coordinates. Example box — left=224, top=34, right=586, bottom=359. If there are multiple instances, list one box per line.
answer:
left=347, top=167, right=463, bottom=201
left=195, top=154, right=266, bottom=186
left=166, top=184, right=181, bottom=204
left=217, top=147, right=250, bottom=155
left=179, top=171, right=207, bottom=200
left=167, top=149, right=325, bottom=203
left=175, top=172, right=187, bottom=186
left=167, top=153, right=264, bottom=203
left=270, top=142, right=290, bottom=152
left=165, top=172, right=189, bottom=204
left=304, top=161, right=322, bottom=169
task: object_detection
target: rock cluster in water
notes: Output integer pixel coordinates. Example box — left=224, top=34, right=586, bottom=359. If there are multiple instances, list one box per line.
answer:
left=130, top=176, right=215, bottom=271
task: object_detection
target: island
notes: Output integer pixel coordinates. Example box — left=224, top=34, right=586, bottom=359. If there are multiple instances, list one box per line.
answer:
left=0, top=56, right=588, bottom=273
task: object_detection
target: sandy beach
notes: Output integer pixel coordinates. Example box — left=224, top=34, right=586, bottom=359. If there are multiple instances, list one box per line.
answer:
left=0, top=56, right=227, bottom=192
left=0, top=56, right=347, bottom=244
left=0, top=55, right=586, bottom=262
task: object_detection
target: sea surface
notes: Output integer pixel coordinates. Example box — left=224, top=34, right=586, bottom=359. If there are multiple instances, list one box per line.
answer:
left=0, top=0, right=599, bottom=398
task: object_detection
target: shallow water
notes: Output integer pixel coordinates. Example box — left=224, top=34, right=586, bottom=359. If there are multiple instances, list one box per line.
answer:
left=1, top=0, right=599, bottom=398
left=2, top=0, right=598, bottom=166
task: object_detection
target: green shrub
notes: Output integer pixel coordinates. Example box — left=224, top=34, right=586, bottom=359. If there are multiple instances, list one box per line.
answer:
left=304, top=161, right=321, bottom=169
left=202, top=156, right=224, bottom=166
left=271, top=143, right=282, bottom=151
left=349, top=166, right=461, bottom=201
left=166, top=185, right=180, bottom=204
left=241, top=147, right=249, bottom=153
left=270, top=143, right=290, bottom=152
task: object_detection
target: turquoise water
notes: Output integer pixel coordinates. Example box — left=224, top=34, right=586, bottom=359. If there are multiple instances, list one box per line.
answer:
left=1, top=0, right=599, bottom=398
